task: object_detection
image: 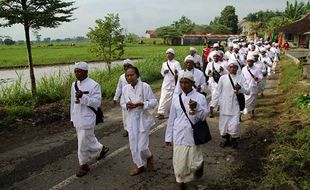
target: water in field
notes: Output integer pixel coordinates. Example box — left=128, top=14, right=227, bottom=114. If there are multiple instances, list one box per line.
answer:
left=0, top=60, right=129, bottom=88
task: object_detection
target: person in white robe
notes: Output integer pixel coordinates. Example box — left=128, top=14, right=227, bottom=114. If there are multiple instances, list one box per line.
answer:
left=253, top=52, right=267, bottom=97
left=225, top=43, right=234, bottom=61
left=174, top=55, right=206, bottom=96
left=270, top=43, right=281, bottom=73
left=210, top=61, right=250, bottom=148
left=157, top=48, right=181, bottom=119
left=207, top=43, right=224, bottom=63
left=165, top=71, right=208, bottom=190
left=242, top=55, right=263, bottom=118
left=205, top=52, right=227, bottom=99
left=259, top=48, right=273, bottom=79
left=70, top=62, right=109, bottom=177
left=113, top=59, right=134, bottom=137
left=120, top=66, right=158, bottom=176
left=189, top=47, right=203, bottom=70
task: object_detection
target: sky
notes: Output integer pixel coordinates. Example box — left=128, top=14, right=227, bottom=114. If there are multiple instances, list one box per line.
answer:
left=0, top=0, right=308, bottom=40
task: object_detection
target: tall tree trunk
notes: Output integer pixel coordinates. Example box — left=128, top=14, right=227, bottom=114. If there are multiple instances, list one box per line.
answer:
left=24, top=25, right=36, bottom=95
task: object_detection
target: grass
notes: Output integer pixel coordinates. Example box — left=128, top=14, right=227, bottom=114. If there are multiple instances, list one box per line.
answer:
left=0, top=44, right=202, bottom=122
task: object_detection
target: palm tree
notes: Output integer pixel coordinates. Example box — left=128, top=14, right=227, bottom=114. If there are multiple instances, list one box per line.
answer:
left=284, top=0, right=310, bottom=22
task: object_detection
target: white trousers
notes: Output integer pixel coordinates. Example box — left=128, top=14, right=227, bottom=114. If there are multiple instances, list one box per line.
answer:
left=157, top=88, right=174, bottom=116
left=219, top=114, right=240, bottom=138
left=173, top=144, right=203, bottom=183
left=76, top=128, right=103, bottom=165
left=128, top=128, right=152, bottom=168
left=244, top=94, right=257, bottom=114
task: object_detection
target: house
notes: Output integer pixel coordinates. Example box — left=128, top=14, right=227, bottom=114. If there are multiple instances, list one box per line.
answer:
left=181, top=34, right=207, bottom=45
left=277, top=12, right=310, bottom=48
left=145, top=30, right=157, bottom=38
left=205, top=34, right=239, bottom=43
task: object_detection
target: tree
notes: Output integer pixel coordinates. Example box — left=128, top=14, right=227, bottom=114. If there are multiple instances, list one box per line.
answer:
left=284, top=0, right=310, bottom=22
left=43, top=37, right=51, bottom=43
left=125, top=33, right=139, bottom=44
left=172, top=16, right=195, bottom=34
left=4, top=38, right=15, bottom=45
left=266, top=16, right=290, bottom=32
left=192, top=25, right=213, bottom=34
left=218, top=6, right=238, bottom=34
left=87, top=14, right=125, bottom=72
left=209, top=24, right=232, bottom=34
left=0, top=0, right=76, bottom=95
left=155, top=26, right=180, bottom=45
left=32, top=30, right=41, bottom=43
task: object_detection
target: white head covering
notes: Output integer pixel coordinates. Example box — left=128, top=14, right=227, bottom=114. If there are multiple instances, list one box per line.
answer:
left=166, top=48, right=175, bottom=54
left=74, top=61, right=88, bottom=71
left=238, top=42, right=242, bottom=46
left=232, top=39, right=239, bottom=43
left=228, top=43, right=233, bottom=47
left=257, top=41, right=262, bottom=44
left=275, top=43, right=279, bottom=46
left=228, top=60, right=239, bottom=67
left=242, top=42, right=247, bottom=46
left=189, top=47, right=197, bottom=52
left=212, top=51, right=221, bottom=57
left=266, top=45, right=271, bottom=49
left=249, top=40, right=254, bottom=44
left=213, top=43, right=219, bottom=48
left=184, top=55, right=194, bottom=62
left=260, top=47, right=267, bottom=52
left=123, top=59, right=132, bottom=65
left=180, top=70, right=195, bottom=82
left=247, top=55, right=255, bottom=61
left=252, top=51, right=259, bottom=56
left=233, top=44, right=239, bottom=49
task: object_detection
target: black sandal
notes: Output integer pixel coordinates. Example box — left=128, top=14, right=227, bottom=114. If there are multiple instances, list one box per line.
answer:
left=97, top=146, right=110, bottom=160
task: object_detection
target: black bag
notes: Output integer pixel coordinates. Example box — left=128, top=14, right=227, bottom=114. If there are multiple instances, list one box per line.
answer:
left=179, top=94, right=212, bottom=145
left=74, top=81, right=104, bottom=125
left=212, top=62, right=221, bottom=83
left=228, top=74, right=245, bottom=111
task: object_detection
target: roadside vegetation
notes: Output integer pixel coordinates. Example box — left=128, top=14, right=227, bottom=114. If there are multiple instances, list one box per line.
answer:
left=208, top=55, right=310, bottom=190
left=0, top=44, right=200, bottom=125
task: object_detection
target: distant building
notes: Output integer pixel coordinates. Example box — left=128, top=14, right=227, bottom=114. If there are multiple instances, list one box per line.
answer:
left=181, top=34, right=207, bottom=45
left=145, top=30, right=157, bottom=38
left=277, top=12, right=310, bottom=48
left=205, top=34, right=239, bottom=43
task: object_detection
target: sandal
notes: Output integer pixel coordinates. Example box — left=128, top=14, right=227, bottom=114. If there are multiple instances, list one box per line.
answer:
left=97, top=146, right=110, bottom=160
left=129, top=166, right=145, bottom=176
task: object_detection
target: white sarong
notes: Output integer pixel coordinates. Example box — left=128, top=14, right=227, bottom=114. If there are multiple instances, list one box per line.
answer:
left=258, top=78, right=267, bottom=93
left=173, top=144, right=203, bottom=183
left=244, top=94, right=257, bottom=114
left=122, top=110, right=128, bottom=130
left=219, top=114, right=240, bottom=138
left=76, top=128, right=103, bottom=165
left=157, top=88, right=174, bottom=116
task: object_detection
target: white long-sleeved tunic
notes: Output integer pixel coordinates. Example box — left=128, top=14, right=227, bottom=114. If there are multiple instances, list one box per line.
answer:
left=70, top=77, right=102, bottom=129
left=113, top=73, right=128, bottom=101
left=121, top=81, right=158, bottom=132
left=210, top=74, right=250, bottom=115
left=241, top=65, right=263, bottom=94
left=165, top=90, right=208, bottom=146
left=161, top=59, right=182, bottom=90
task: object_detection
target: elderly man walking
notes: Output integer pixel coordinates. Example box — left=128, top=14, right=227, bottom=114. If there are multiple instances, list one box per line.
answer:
left=70, top=62, right=109, bottom=177
left=157, top=48, right=181, bottom=120
left=165, top=71, right=208, bottom=190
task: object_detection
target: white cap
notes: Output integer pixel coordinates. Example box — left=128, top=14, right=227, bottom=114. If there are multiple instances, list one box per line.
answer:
left=184, top=55, right=194, bottom=62
left=232, top=39, right=239, bottom=43
left=249, top=40, right=254, bottom=44
left=275, top=43, right=279, bottom=46
left=180, top=71, right=195, bottom=82
left=257, top=41, right=262, bottom=44
left=233, top=44, right=239, bottom=49
left=213, top=43, right=219, bottom=48
left=124, top=59, right=133, bottom=65
left=189, top=47, right=197, bottom=52
left=266, top=45, right=271, bottom=49
left=74, top=61, right=88, bottom=71
left=228, top=60, right=239, bottom=67
left=242, top=42, right=247, bottom=46
left=212, top=51, right=221, bottom=57
left=252, top=51, right=259, bottom=56
left=238, top=42, right=242, bottom=46
left=166, top=48, right=175, bottom=55
left=260, top=47, right=267, bottom=52
left=247, top=55, right=255, bottom=61
left=228, top=43, right=233, bottom=47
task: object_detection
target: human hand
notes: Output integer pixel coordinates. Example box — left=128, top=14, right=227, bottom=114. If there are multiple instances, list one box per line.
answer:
left=189, top=99, right=197, bottom=110
left=126, top=102, right=136, bottom=109
left=75, top=90, right=83, bottom=99
left=70, top=121, right=75, bottom=128
left=165, top=142, right=172, bottom=146
left=209, top=107, right=214, bottom=118
left=164, top=70, right=169, bottom=74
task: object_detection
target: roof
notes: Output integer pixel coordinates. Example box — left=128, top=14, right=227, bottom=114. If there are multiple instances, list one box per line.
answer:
left=277, top=12, right=310, bottom=35
left=145, top=30, right=155, bottom=34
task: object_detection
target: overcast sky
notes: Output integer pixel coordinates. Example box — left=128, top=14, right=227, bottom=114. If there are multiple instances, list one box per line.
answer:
left=0, top=0, right=308, bottom=40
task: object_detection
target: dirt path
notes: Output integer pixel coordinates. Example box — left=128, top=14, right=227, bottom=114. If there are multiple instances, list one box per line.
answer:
left=0, top=72, right=280, bottom=190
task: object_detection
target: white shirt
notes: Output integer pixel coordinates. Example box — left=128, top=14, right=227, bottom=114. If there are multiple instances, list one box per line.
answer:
left=254, top=61, right=267, bottom=75
left=161, top=59, right=182, bottom=90
left=210, top=74, right=250, bottom=115
left=113, top=73, right=128, bottom=101
left=205, top=61, right=227, bottom=83
left=165, top=90, right=208, bottom=145
left=174, top=68, right=206, bottom=94
left=259, top=55, right=273, bottom=67
left=70, top=77, right=102, bottom=129
left=241, top=65, right=263, bottom=94
left=121, top=81, right=158, bottom=132
left=225, top=51, right=234, bottom=61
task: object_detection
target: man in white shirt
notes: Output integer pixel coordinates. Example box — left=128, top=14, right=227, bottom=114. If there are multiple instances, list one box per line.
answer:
left=242, top=56, right=263, bottom=118
left=189, top=47, right=203, bottom=70
left=210, top=61, right=250, bottom=148
left=70, top=62, right=109, bottom=177
left=113, top=59, right=134, bottom=137
left=157, top=48, right=181, bottom=119
left=165, top=71, right=208, bottom=190
left=207, top=43, right=224, bottom=63
left=259, top=48, right=273, bottom=79
left=253, top=52, right=267, bottom=97
left=225, top=43, right=234, bottom=61
left=174, top=55, right=206, bottom=96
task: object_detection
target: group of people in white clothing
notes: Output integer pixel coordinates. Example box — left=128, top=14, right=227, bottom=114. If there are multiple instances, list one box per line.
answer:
left=69, top=38, right=281, bottom=190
